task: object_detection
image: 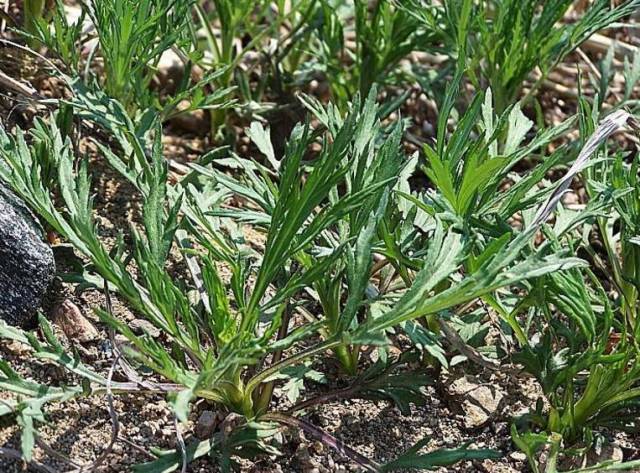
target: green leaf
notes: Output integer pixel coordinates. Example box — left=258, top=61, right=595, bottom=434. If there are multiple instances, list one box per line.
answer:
left=381, top=440, right=500, bottom=471
left=264, top=362, right=326, bottom=404
left=246, top=122, right=278, bottom=170
left=133, top=439, right=212, bottom=473
left=504, top=104, right=534, bottom=155
left=457, top=156, right=508, bottom=215
left=388, top=224, right=464, bottom=320
left=18, top=411, right=36, bottom=462
left=482, top=88, right=498, bottom=157
left=511, top=424, right=550, bottom=464
left=339, top=195, right=387, bottom=332
left=423, top=146, right=457, bottom=210
left=403, top=322, right=448, bottom=368
left=170, top=388, right=194, bottom=424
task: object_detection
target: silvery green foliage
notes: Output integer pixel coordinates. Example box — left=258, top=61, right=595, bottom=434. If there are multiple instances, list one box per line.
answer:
left=0, top=96, right=503, bottom=471
left=0, top=82, right=636, bottom=472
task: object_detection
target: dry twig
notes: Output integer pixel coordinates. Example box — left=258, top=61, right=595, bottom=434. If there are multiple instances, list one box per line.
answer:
left=0, top=447, right=60, bottom=473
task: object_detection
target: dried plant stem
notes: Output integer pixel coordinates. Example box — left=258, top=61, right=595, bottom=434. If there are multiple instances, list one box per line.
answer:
left=261, top=413, right=381, bottom=472
left=440, top=320, right=532, bottom=378
left=0, top=448, right=59, bottom=473
left=80, top=353, right=121, bottom=473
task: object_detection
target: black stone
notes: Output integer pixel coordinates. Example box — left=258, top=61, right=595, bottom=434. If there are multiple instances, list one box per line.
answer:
left=0, top=183, right=55, bottom=327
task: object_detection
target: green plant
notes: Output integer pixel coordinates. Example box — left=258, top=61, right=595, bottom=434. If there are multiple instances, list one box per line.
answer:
left=21, top=0, right=84, bottom=69
left=403, top=0, right=640, bottom=114
left=375, top=66, right=640, bottom=469
left=0, top=84, right=586, bottom=469
left=193, top=0, right=319, bottom=137
left=500, top=107, right=640, bottom=472
left=22, top=0, right=49, bottom=46
left=314, top=0, right=441, bottom=108
left=0, top=98, right=487, bottom=471
left=388, top=76, right=587, bottom=355
left=16, top=0, right=233, bottom=124
left=49, top=0, right=232, bottom=121
left=511, top=267, right=640, bottom=471
left=4, top=0, right=640, bottom=470
left=193, top=86, right=593, bottom=382
left=88, top=0, right=189, bottom=111
left=200, top=89, right=412, bottom=376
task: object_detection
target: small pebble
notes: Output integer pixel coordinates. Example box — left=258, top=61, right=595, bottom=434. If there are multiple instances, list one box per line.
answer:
left=195, top=410, right=218, bottom=439
left=52, top=299, right=99, bottom=343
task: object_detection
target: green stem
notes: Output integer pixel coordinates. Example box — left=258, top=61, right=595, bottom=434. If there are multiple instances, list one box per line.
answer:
left=486, top=296, right=530, bottom=348
left=254, top=304, right=292, bottom=415
left=543, top=433, right=563, bottom=473
left=314, top=279, right=358, bottom=374
left=333, top=344, right=359, bottom=376
left=245, top=338, right=342, bottom=397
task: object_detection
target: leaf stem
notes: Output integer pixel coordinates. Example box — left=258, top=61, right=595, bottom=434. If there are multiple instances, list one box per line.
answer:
left=254, top=303, right=293, bottom=414
left=245, top=338, right=342, bottom=397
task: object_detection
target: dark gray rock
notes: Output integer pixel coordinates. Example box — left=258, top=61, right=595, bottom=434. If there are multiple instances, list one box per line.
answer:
left=0, top=183, right=55, bottom=327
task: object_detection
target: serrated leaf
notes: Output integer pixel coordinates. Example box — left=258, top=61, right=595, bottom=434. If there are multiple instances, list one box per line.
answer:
left=246, top=122, right=278, bottom=171
left=504, top=104, right=533, bottom=155
left=265, top=362, right=326, bottom=404
left=403, top=321, right=448, bottom=368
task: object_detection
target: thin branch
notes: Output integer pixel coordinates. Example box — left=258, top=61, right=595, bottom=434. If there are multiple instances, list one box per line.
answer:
left=287, top=383, right=362, bottom=414
left=0, top=0, right=14, bottom=33
left=174, top=417, right=187, bottom=473
left=245, top=338, right=342, bottom=394
left=440, top=320, right=532, bottom=378
left=0, top=69, right=39, bottom=99
left=0, top=447, right=60, bottom=473
left=36, top=436, right=85, bottom=470
left=0, top=401, right=84, bottom=471
left=0, top=39, right=67, bottom=79
left=288, top=356, right=419, bottom=414
left=103, top=282, right=183, bottom=393
left=80, top=352, right=121, bottom=473
left=0, top=400, right=84, bottom=471
left=261, top=413, right=381, bottom=473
